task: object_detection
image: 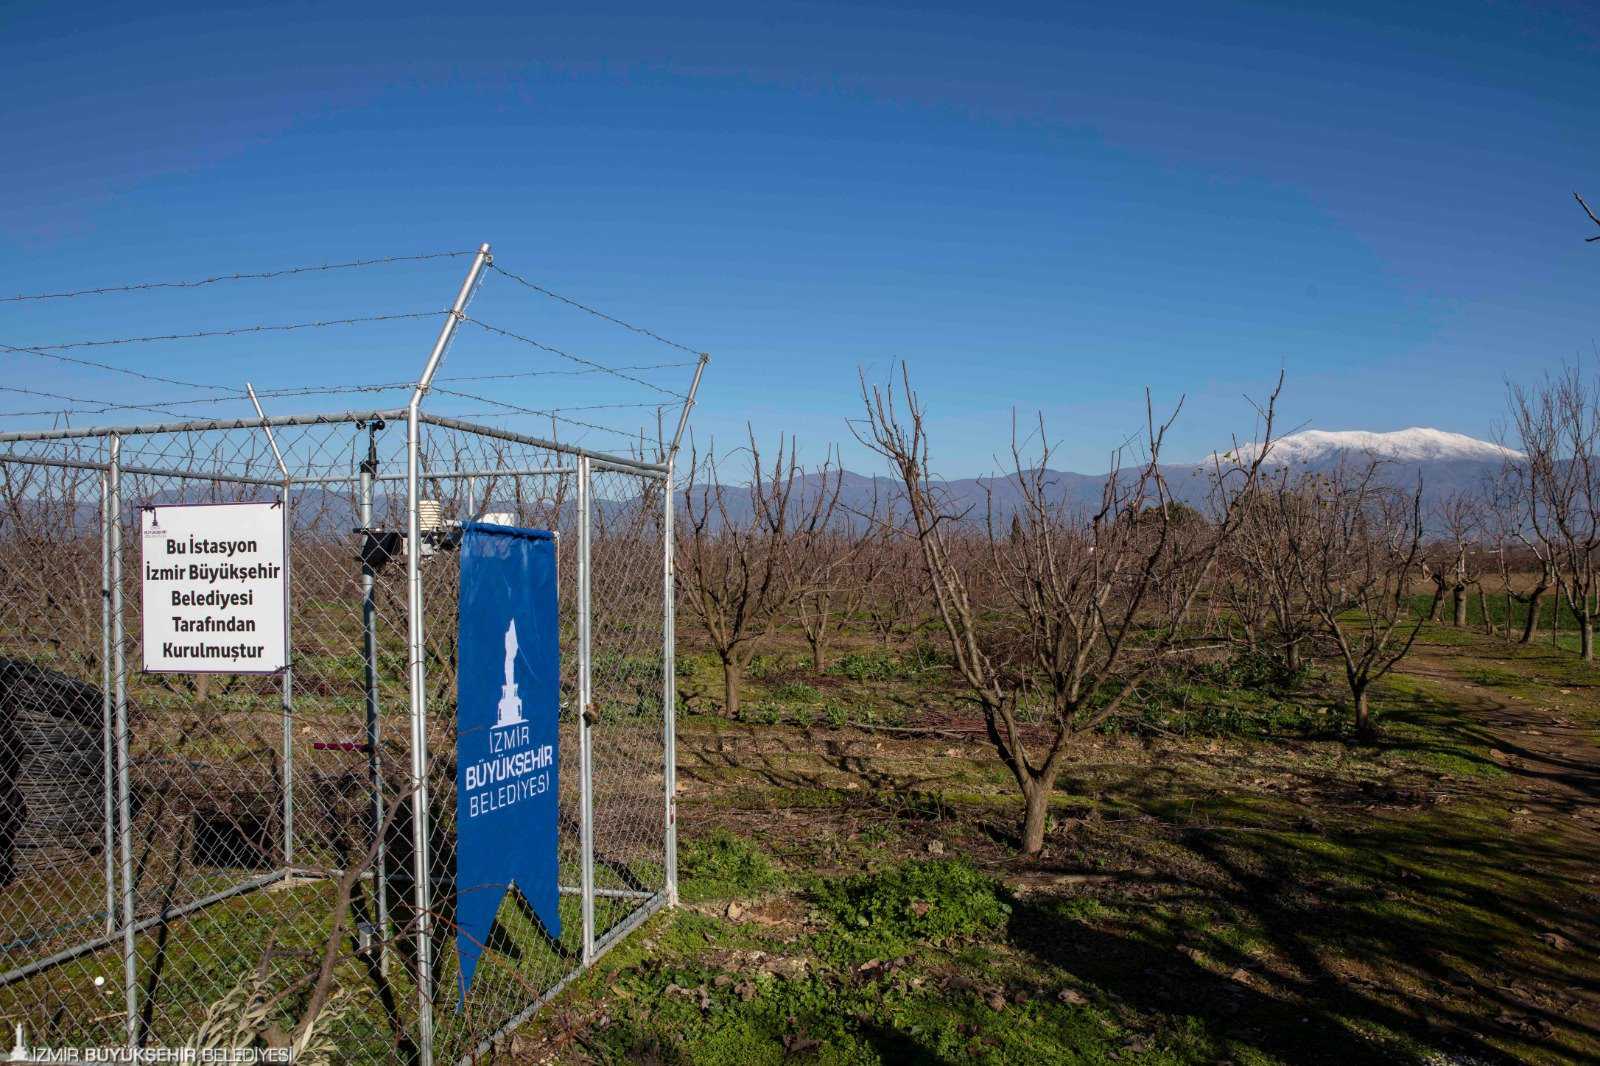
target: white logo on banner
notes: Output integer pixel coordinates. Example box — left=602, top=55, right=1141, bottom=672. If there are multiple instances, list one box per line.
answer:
left=494, top=619, right=526, bottom=730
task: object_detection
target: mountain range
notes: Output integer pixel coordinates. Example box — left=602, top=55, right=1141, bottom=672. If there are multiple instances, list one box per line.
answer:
left=695, top=428, right=1521, bottom=530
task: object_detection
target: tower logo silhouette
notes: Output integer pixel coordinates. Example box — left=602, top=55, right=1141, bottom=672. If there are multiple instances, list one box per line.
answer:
left=494, top=618, right=525, bottom=729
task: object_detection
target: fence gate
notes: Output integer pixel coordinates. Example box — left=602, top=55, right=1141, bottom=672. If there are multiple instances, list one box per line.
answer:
left=0, top=245, right=706, bottom=1064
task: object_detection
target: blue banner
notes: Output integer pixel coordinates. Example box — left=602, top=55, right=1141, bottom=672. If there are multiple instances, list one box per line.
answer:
left=454, top=522, right=561, bottom=1003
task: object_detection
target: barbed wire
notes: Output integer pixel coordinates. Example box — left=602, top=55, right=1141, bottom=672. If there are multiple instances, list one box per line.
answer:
left=15, top=310, right=447, bottom=353
left=429, top=385, right=663, bottom=442
left=0, top=385, right=227, bottom=421
left=0, top=378, right=415, bottom=425
left=459, top=317, right=688, bottom=401
left=438, top=360, right=696, bottom=385
left=486, top=263, right=705, bottom=357
left=1, top=341, right=239, bottom=392
left=2, top=250, right=475, bottom=303
left=0, top=368, right=681, bottom=427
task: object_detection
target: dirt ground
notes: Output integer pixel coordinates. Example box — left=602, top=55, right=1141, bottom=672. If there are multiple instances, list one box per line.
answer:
left=508, top=627, right=1600, bottom=1065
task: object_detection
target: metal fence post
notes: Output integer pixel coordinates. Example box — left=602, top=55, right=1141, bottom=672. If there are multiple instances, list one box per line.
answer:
left=109, top=435, right=138, bottom=1048
left=359, top=422, right=389, bottom=975
left=280, top=481, right=294, bottom=869
left=99, top=470, right=116, bottom=938
left=661, top=353, right=705, bottom=910
left=247, top=385, right=295, bottom=869
left=661, top=463, right=678, bottom=907
left=406, top=243, right=490, bottom=1066
left=578, top=456, right=596, bottom=965
left=404, top=402, right=435, bottom=1064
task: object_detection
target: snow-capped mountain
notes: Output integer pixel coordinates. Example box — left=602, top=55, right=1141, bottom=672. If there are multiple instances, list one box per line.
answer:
left=1230, top=427, right=1523, bottom=466
left=688, top=429, right=1521, bottom=533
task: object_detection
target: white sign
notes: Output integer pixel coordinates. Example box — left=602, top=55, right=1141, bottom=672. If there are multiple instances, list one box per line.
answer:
left=141, top=502, right=287, bottom=673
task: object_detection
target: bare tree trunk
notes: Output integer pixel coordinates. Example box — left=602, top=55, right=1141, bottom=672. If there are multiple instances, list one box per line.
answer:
left=719, top=653, right=742, bottom=719
left=1354, top=685, right=1373, bottom=742
left=1452, top=586, right=1468, bottom=627
left=1427, top=586, right=1445, bottom=622
left=1520, top=589, right=1543, bottom=644
left=806, top=631, right=828, bottom=674
left=1020, top=779, right=1053, bottom=856
left=1582, top=615, right=1595, bottom=662
left=1553, top=579, right=1563, bottom=648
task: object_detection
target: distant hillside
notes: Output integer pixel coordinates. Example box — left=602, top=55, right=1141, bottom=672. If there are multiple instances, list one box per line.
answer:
left=680, top=428, right=1520, bottom=532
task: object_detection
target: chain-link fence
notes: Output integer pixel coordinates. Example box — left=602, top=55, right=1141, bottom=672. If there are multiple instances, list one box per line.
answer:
left=0, top=396, right=682, bottom=1063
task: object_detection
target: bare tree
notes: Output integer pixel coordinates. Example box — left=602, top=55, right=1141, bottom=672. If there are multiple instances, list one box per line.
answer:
left=0, top=461, right=107, bottom=680
left=1508, top=366, right=1600, bottom=660
left=676, top=430, right=843, bottom=717
left=1490, top=449, right=1556, bottom=643
left=796, top=512, right=883, bottom=674
left=855, top=367, right=1279, bottom=854
left=1221, top=467, right=1321, bottom=678
left=862, top=522, right=931, bottom=647
left=1284, top=462, right=1426, bottom=739
left=1424, top=490, right=1484, bottom=628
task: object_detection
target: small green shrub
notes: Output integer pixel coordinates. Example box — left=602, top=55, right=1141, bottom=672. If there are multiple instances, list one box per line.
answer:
left=903, top=640, right=948, bottom=674
left=828, top=650, right=899, bottom=682
left=744, top=701, right=783, bottom=725
left=1194, top=648, right=1309, bottom=692
left=679, top=830, right=784, bottom=903
left=771, top=680, right=823, bottom=704
left=811, top=859, right=1010, bottom=956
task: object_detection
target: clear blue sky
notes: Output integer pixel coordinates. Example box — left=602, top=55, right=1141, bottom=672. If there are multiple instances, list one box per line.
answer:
left=1, top=1, right=1594, bottom=475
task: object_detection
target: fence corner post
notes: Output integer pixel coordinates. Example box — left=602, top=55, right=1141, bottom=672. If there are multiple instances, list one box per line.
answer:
left=405, top=242, right=490, bottom=1066
left=662, top=462, right=679, bottom=908
left=578, top=456, right=596, bottom=964
left=108, top=435, right=137, bottom=1049
left=247, top=384, right=295, bottom=871
left=98, top=467, right=116, bottom=940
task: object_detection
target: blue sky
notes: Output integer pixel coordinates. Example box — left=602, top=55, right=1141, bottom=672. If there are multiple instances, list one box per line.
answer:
left=1, top=1, right=1594, bottom=475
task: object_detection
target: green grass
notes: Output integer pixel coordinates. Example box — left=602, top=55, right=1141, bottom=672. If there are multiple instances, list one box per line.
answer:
left=1367, top=672, right=1506, bottom=778
left=556, top=854, right=1219, bottom=1066
left=1404, top=593, right=1590, bottom=654
left=679, top=830, right=785, bottom=903
left=636, top=619, right=1600, bottom=1063
left=529, top=819, right=1577, bottom=1065
left=809, top=858, right=1011, bottom=962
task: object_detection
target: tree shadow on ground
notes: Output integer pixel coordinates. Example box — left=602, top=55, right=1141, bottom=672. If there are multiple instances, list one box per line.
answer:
left=1013, top=760, right=1600, bottom=1065
left=676, top=684, right=1600, bottom=1063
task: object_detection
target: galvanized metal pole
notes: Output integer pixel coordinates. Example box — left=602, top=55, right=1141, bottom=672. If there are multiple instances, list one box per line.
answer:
left=406, top=244, right=490, bottom=1065
left=247, top=384, right=295, bottom=869
left=280, top=488, right=295, bottom=866
left=109, top=436, right=137, bottom=1047
left=661, top=462, right=678, bottom=907
left=667, top=354, right=710, bottom=462
left=578, top=456, right=596, bottom=964
left=99, top=471, right=116, bottom=938
left=661, top=354, right=704, bottom=909
left=359, top=422, right=389, bottom=974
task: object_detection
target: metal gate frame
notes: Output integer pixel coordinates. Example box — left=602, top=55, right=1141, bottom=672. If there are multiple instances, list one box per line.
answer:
left=0, top=244, right=706, bottom=1063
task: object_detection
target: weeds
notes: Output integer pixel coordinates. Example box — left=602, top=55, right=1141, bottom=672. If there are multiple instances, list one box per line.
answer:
left=827, top=650, right=901, bottom=682
left=810, top=859, right=1011, bottom=958
left=679, top=830, right=785, bottom=903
